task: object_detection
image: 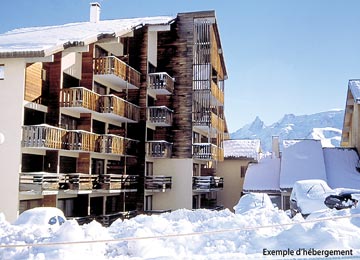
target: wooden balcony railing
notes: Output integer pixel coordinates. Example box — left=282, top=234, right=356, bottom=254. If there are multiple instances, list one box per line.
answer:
left=193, top=111, right=224, bottom=133
left=60, top=87, right=99, bottom=111
left=98, top=174, right=123, bottom=190
left=148, top=72, right=175, bottom=95
left=211, top=112, right=225, bottom=132
left=211, top=81, right=224, bottom=105
left=66, top=130, right=99, bottom=152
left=147, top=106, right=173, bottom=126
left=99, top=134, right=125, bottom=155
left=22, top=125, right=138, bottom=156
left=145, top=176, right=172, bottom=191
left=59, top=87, right=139, bottom=123
left=19, top=172, right=60, bottom=192
left=97, top=174, right=138, bottom=191
left=146, top=140, right=172, bottom=158
left=122, top=175, right=138, bottom=190
left=193, top=176, right=224, bottom=191
left=22, top=124, right=67, bottom=149
left=93, top=56, right=141, bottom=88
left=193, top=143, right=218, bottom=160
left=60, top=173, right=94, bottom=191
left=99, top=95, right=140, bottom=122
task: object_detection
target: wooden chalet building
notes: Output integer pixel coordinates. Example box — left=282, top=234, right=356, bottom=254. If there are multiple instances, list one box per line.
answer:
left=0, top=3, right=228, bottom=222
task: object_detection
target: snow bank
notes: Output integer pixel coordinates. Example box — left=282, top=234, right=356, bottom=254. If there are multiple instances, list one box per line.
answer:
left=1, top=207, right=360, bottom=259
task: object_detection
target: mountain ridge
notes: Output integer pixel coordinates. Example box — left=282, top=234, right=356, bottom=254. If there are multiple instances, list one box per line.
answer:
left=230, top=110, right=344, bottom=152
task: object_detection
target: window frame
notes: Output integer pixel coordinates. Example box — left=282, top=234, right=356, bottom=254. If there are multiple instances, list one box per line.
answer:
left=0, top=64, right=4, bottom=80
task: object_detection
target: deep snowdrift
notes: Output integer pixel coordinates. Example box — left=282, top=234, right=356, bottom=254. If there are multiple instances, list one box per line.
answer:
left=0, top=206, right=359, bottom=259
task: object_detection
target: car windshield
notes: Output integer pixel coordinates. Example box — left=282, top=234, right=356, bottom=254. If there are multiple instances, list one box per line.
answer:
left=306, top=184, right=329, bottom=199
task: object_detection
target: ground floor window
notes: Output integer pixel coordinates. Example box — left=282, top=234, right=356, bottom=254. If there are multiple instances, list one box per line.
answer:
left=282, top=195, right=290, bottom=210
left=0, top=64, right=4, bottom=80
left=145, top=195, right=152, bottom=211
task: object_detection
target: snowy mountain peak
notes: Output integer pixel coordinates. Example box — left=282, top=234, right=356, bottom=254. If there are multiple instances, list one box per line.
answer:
left=231, top=110, right=344, bottom=152
left=249, top=116, right=265, bottom=132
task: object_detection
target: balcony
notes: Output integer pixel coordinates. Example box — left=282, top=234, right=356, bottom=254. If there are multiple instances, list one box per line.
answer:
left=60, top=173, right=94, bottom=193
left=148, top=72, right=175, bottom=95
left=99, top=134, right=125, bottom=155
left=145, top=176, right=172, bottom=192
left=66, top=130, right=99, bottom=152
left=60, top=87, right=140, bottom=123
left=146, top=140, right=172, bottom=158
left=22, top=124, right=67, bottom=150
left=99, top=95, right=140, bottom=123
left=96, top=174, right=138, bottom=192
left=93, top=56, right=140, bottom=90
left=19, top=172, right=60, bottom=195
left=22, top=125, right=139, bottom=156
left=193, top=111, right=224, bottom=134
left=147, top=106, right=173, bottom=127
left=60, top=87, right=99, bottom=113
left=193, top=176, right=224, bottom=192
left=211, top=81, right=224, bottom=105
left=193, top=143, right=219, bottom=161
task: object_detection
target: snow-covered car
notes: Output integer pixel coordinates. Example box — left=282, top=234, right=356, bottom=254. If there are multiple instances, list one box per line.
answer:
left=233, top=193, right=273, bottom=214
left=290, top=179, right=335, bottom=218
left=324, top=189, right=360, bottom=210
left=13, top=207, right=66, bottom=230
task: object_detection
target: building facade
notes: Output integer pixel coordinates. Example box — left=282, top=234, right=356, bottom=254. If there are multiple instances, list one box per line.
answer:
left=217, top=139, right=261, bottom=211
left=0, top=5, right=227, bottom=222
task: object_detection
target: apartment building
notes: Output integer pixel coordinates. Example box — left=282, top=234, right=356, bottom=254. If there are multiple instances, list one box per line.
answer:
left=0, top=3, right=227, bottom=222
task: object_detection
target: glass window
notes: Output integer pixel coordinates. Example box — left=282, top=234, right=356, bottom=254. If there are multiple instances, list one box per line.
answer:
left=58, top=216, right=66, bottom=225
left=0, top=65, right=4, bottom=80
left=48, top=216, right=57, bottom=225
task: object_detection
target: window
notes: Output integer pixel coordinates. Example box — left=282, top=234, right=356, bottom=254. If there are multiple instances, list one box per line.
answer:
left=240, top=166, right=247, bottom=178
left=0, top=65, right=4, bottom=80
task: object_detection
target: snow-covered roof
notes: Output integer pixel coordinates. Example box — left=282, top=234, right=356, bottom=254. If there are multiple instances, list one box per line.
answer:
left=323, top=147, right=360, bottom=189
left=243, top=156, right=280, bottom=192
left=280, top=139, right=327, bottom=189
left=0, top=16, right=174, bottom=58
left=348, top=79, right=360, bottom=102
left=223, top=139, right=261, bottom=160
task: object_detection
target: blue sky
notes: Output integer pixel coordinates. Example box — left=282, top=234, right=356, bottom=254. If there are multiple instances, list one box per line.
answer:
left=1, top=0, right=360, bottom=132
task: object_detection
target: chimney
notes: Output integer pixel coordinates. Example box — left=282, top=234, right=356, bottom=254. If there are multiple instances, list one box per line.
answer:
left=90, top=2, right=101, bottom=23
left=272, top=136, right=280, bottom=159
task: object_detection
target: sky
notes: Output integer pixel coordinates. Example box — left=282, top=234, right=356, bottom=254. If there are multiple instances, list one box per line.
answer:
left=1, top=0, right=360, bottom=132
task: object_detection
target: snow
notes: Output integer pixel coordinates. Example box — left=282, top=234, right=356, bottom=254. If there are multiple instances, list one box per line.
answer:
left=223, top=139, right=261, bottom=160
left=348, top=79, right=360, bottom=102
left=323, top=148, right=360, bottom=189
left=243, top=156, right=280, bottom=192
left=0, top=16, right=174, bottom=56
left=309, top=127, right=342, bottom=147
left=290, top=180, right=335, bottom=215
left=280, top=139, right=327, bottom=189
left=233, top=193, right=274, bottom=214
left=13, top=207, right=65, bottom=228
left=1, top=204, right=360, bottom=259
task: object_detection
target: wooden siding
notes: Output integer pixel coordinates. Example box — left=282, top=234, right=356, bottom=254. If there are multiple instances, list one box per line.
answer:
left=210, top=26, right=224, bottom=80
left=25, top=62, right=43, bottom=102
left=157, top=15, right=194, bottom=158
left=127, top=27, right=148, bottom=209
left=45, top=53, right=62, bottom=126
left=81, top=44, right=94, bottom=90
left=77, top=153, right=91, bottom=174
left=78, top=113, right=92, bottom=132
